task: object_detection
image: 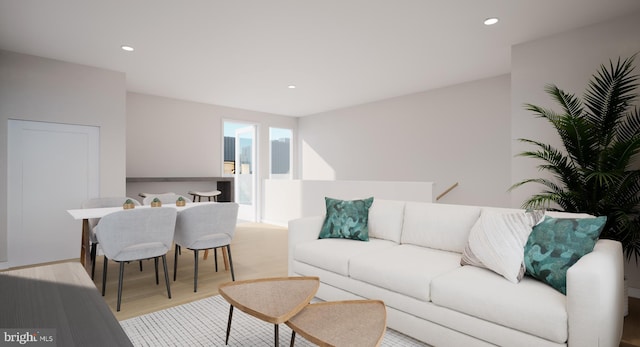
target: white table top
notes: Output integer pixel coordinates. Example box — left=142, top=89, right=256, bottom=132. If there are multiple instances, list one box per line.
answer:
left=67, top=201, right=217, bottom=220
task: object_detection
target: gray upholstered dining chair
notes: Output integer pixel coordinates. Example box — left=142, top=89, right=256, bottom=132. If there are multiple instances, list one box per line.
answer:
left=142, top=193, right=192, bottom=205
left=95, top=207, right=177, bottom=311
left=173, top=202, right=239, bottom=292
left=81, top=197, right=142, bottom=279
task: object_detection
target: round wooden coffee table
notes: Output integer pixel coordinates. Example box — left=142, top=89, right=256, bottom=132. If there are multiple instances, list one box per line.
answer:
left=219, top=276, right=319, bottom=346
left=286, top=300, right=387, bottom=347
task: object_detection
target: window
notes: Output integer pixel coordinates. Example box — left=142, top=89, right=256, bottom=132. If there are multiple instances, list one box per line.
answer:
left=269, top=127, right=292, bottom=179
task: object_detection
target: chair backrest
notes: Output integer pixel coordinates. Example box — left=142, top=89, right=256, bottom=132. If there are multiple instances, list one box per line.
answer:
left=174, top=203, right=239, bottom=249
left=95, top=207, right=177, bottom=262
left=143, top=193, right=192, bottom=205
left=81, top=197, right=142, bottom=240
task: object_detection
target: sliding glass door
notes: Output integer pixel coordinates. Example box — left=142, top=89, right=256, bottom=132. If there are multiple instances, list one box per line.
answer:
left=224, top=122, right=257, bottom=221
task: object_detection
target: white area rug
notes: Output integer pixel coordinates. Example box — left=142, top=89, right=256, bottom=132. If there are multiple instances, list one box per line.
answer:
left=121, top=295, right=428, bottom=346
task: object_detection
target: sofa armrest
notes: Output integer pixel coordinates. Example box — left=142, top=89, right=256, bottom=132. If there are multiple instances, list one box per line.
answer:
left=566, top=239, right=624, bottom=347
left=288, top=215, right=325, bottom=276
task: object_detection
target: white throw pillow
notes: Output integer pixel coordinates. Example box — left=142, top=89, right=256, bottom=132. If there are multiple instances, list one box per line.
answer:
left=461, top=210, right=544, bottom=283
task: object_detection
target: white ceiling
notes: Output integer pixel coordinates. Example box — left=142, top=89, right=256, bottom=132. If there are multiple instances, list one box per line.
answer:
left=2, top=1, right=640, bottom=117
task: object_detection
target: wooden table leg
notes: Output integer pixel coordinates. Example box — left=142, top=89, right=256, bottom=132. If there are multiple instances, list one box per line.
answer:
left=223, top=247, right=230, bottom=271
left=80, top=218, right=91, bottom=274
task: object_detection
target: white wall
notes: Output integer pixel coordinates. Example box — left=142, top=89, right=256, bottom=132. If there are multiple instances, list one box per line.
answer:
left=298, top=74, right=511, bottom=208
left=0, top=50, right=126, bottom=264
left=510, top=11, right=640, bottom=296
left=126, top=92, right=298, bottom=212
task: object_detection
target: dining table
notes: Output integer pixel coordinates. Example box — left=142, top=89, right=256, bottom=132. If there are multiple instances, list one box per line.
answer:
left=67, top=202, right=216, bottom=273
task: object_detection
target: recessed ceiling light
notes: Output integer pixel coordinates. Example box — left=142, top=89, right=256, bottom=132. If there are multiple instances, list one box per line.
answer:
left=484, top=17, right=499, bottom=26
left=288, top=85, right=297, bottom=89
left=121, top=45, right=135, bottom=52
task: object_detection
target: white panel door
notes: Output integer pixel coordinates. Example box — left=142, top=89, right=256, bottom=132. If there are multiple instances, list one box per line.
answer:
left=7, top=120, right=99, bottom=268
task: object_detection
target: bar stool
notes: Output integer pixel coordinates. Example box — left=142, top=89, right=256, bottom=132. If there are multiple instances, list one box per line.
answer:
left=188, top=190, right=222, bottom=202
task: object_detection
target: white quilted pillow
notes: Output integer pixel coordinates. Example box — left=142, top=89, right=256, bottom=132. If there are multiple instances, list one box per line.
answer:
left=461, top=210, right=544, bottom=283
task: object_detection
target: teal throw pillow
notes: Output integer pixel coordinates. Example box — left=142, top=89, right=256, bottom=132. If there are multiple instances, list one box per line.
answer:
left=523, top=216, right=606, bottom=294
left=319, top=197, right=374, bottom=241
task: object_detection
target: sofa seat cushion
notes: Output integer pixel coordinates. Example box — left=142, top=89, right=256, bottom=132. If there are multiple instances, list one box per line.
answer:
left=350, top=244, right=462, bottom=302
left=431, top=265, right=568, bottom=343
left=294, top=238, right=397, bottom=276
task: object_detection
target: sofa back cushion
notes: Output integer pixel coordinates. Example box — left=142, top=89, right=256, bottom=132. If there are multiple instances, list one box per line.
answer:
left=368, top=199, right=405, bottom=243
left=401, top=202, right=481, bottom=253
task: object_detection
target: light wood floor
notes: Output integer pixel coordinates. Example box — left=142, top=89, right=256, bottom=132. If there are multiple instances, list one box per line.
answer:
left=95, top=222, right=289, bottom=321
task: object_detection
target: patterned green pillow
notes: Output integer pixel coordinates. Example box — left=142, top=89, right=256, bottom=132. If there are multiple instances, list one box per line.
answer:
left=319, top=197, right=374, bottom=241
left=524, top=216, right=606, bottom=294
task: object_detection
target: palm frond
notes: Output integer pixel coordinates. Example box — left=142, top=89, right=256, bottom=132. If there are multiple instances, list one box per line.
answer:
left=583, top=54, right=639, bottom=148
left=524, top=103, right=562, bottom=123
left=544, top=84, right=584, bottom=118
left=616, top=107, right=640, bottom=142
left=511, top=178, right=582, bottom=212
left=516, top=139, right=583, bottom=188
left=554, top=115, right=600, bottom=170
left=601, top=137, right=640, bottom=171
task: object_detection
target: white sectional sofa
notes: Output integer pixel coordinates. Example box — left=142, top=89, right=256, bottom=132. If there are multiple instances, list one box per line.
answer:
left=288, top=200, right=625, bottom=347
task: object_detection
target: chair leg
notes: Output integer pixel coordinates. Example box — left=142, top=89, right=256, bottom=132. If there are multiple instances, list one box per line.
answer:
left=162, top=255, right=171, bottom=299
left=90, top=242, right=97, bottom=280
left=117, top=261, right=125, bottom=312
left=227, top=245, right=235, bottom=281
left=214, top=248, right=219, bottom=272
left=154, top=257, right=159, bottom=285
left=102, top=256, right=109, bottom=296
left=193, top=249, right=199, bottom=292
left=173, top=244, right=179, bottom=281
left=139, top=260, right=143, bottom=272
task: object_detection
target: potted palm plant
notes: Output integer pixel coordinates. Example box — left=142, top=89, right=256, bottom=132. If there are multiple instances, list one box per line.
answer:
left=511, top=54, right=640, bottom=263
